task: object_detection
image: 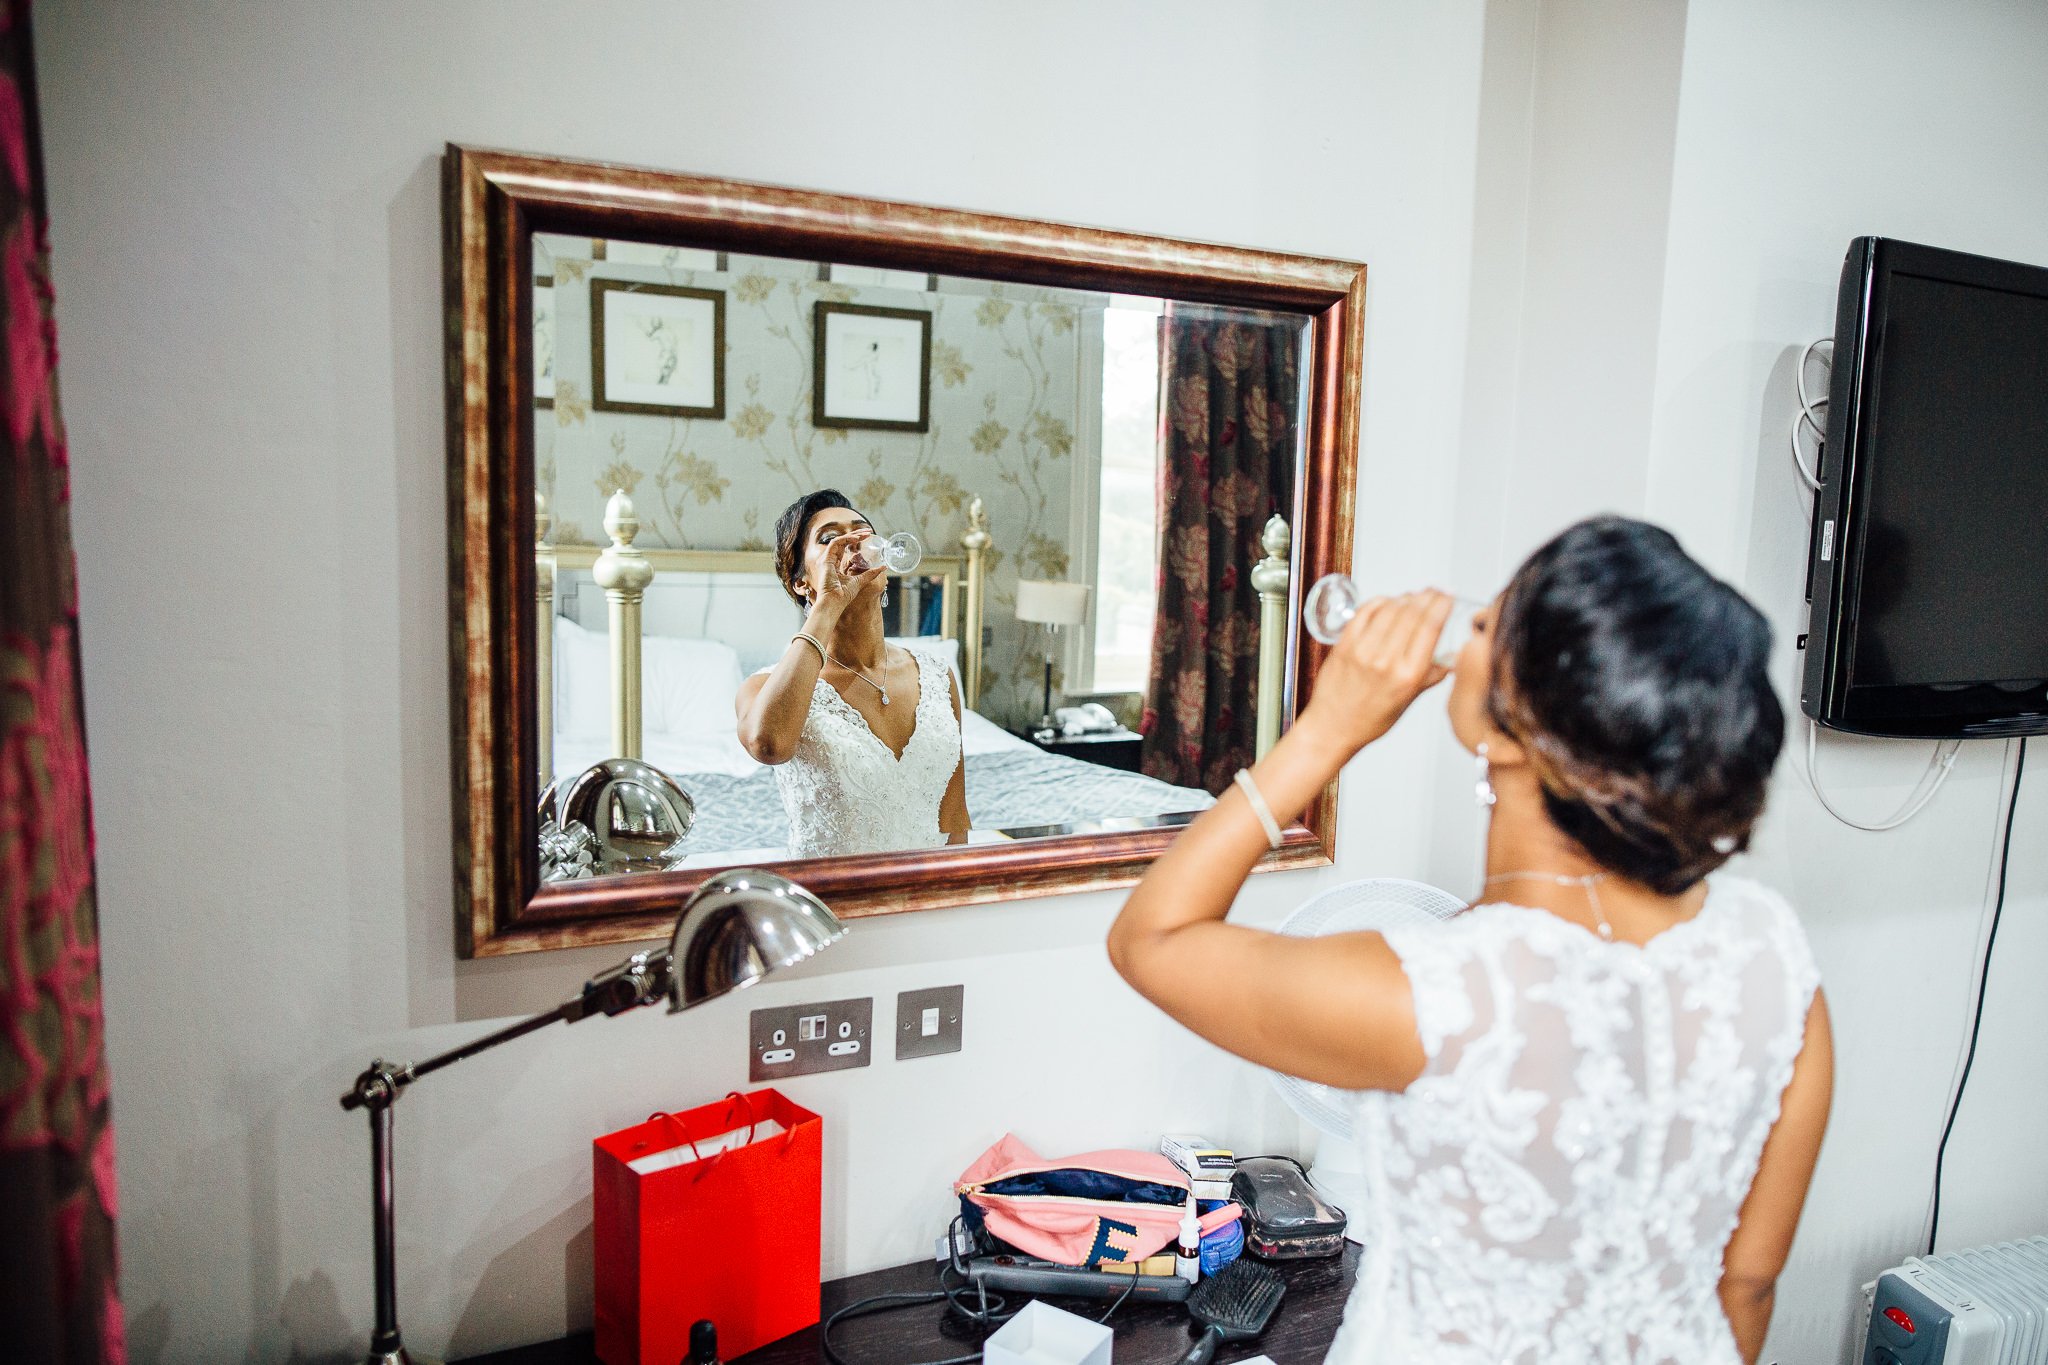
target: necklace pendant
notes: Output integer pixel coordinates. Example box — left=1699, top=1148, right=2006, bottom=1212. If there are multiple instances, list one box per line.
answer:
left=880, top=688, right=890, bottom=706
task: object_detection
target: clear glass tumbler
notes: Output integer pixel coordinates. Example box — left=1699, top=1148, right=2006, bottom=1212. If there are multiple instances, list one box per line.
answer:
left=1302, top=575, right=1488, bottom=667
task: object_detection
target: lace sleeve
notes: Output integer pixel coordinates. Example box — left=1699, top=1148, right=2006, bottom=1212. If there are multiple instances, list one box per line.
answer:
left=1759, top=880, right=1822, bottom=1016
left=1378, top=916, right=1486, bottom=1065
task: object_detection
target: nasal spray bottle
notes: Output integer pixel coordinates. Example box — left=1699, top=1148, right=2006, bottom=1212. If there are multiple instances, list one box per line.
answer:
left=1176, top=1192, right=1202, bottom=1284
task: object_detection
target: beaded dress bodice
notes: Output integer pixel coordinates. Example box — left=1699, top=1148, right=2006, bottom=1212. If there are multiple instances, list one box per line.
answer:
left=771, top=646, right=959, bottom=859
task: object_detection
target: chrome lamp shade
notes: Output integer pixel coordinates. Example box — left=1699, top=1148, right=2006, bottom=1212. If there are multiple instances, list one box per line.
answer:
left=670, top=868, right=847, bottom=1010
left=340, top=867, right=845, bottom=1364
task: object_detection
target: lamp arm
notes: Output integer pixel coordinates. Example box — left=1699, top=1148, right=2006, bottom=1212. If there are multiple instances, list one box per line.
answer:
left=339, top=949, right=673, bottom=1111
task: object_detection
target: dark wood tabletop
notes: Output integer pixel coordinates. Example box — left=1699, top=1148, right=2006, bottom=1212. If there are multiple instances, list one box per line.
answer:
left=457, top=1244, right=1360, bottom=1365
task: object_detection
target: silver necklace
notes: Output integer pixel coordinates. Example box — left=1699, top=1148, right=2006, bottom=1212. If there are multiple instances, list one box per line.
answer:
left=1484, top=870, right=1614, bottom=942
left=823, top=646, right=891, bottom=706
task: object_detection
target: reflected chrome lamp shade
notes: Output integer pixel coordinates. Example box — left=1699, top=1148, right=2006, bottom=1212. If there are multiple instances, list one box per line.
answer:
left=669, top=867, right=847, bottom=1011
left=560, top=757, right=697, bottom=873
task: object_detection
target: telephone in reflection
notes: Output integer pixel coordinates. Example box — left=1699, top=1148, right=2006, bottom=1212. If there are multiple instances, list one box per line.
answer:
left=1053, top=702, right=1121, bottom=736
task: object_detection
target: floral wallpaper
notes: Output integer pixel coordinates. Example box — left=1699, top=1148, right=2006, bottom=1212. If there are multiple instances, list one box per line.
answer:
left=535, top=238, right=1084, bottom=728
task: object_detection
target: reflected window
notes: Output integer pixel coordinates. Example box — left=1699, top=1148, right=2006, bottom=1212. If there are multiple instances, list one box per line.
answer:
left=1090, top=298, right=1163, bottom=695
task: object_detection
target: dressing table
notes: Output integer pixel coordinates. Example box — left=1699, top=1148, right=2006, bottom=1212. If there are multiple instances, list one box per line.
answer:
left=456, top=1245, right=1360, bottom=1364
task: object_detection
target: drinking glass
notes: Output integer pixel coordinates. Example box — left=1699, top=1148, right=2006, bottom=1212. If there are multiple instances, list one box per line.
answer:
left=848, top=530, right=923, bottom=576
left=1302, top=575, right=1487, bottom=667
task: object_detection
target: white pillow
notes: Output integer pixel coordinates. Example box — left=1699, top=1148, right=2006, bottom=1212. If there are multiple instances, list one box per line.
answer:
left=887, top=634, right=962, bottom=687
left=553, top=616, right=608, bottom=739
left=641, top=632, right=745, bottom=736
left=554, top=615, right=744, bottom=740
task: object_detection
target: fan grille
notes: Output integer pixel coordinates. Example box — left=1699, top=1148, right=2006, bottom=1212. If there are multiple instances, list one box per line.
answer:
left=1269, top=878, right=1466, bottom=1141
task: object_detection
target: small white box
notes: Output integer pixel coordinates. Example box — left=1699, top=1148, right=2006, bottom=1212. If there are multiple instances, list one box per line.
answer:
left=982, top=1299, right=1114, bottom=1365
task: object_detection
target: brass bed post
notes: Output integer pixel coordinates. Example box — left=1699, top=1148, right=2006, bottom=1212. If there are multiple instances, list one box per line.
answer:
left=961, top=496, right=991, bottom=709
left=536, top=492, right=556, bottom=787
left=1252, top=513, right=1292, bottom=758
left=593, top=489, right=653, bottom=760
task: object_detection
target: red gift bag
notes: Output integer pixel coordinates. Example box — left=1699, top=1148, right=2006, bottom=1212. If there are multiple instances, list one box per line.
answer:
left=593, top=1089, right=823, bottom=1365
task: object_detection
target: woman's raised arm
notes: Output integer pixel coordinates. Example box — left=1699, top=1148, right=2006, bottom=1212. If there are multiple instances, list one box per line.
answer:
left=1106, top=593, right=1452, bottom=1088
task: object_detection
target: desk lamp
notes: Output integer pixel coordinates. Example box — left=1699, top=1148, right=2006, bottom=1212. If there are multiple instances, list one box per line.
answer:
left=339, top=868, right=847, bottom=1365
left=1014, top=579, right=1092, bottom=739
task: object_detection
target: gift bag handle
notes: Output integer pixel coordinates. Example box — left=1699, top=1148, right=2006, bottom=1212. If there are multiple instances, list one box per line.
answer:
left=644, top=1091, right=798, bottom=1181
left=646, top=1109, right=712, bottom=1170
left=717, top=1088, right=803, bottom=1155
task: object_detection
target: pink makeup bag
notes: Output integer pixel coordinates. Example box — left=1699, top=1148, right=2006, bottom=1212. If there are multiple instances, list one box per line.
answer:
left=954, top=1133, right=1242, bottom=1267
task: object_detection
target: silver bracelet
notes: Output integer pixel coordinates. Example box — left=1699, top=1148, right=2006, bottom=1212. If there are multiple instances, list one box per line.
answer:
left=1234, top=768, right=1284, bottom=849
left=792, top=632, right=827, bottom=666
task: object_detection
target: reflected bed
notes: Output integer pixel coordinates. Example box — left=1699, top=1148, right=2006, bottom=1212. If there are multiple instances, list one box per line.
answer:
left=549, top=620, right=1215, bottom=865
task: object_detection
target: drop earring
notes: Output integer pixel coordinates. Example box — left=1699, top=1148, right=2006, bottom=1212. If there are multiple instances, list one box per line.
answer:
left=1474, top=742, right=1497, bottom=808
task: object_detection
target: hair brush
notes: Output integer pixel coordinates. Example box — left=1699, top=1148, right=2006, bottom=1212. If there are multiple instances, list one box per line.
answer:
left=1173, top=1257, right=1286, bottom=1364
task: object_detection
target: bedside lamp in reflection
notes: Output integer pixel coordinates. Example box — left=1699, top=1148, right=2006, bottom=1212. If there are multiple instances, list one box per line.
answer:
left=1014, top=579, right=1092, bottom=740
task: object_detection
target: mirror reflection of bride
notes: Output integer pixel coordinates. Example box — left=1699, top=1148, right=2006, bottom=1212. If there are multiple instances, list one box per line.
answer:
left=734, top=489, right=969, bottom=857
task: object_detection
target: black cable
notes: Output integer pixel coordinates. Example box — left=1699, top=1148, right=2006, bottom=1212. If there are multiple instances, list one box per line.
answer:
left=820, top=1219, right=1015, bottom=1365
left=1096, top=1261, right=1142, bottom=1323
left=820, top=1287, right=978, bottom=1365
left=819, top=1211, right=1160, bottom=1363
left=1928, top=738, right=2027, bottom=1256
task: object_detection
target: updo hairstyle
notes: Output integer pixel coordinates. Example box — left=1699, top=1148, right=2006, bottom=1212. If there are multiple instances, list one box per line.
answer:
left=1486, top=516, right=1784, bottom=895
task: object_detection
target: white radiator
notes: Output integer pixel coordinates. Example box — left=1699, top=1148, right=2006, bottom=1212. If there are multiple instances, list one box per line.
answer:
left=1859, top=1238, right=2048, bottom=1364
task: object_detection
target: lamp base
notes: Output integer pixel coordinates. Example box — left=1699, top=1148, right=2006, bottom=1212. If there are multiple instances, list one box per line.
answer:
left=367, top=1345, right=441, bottom=1365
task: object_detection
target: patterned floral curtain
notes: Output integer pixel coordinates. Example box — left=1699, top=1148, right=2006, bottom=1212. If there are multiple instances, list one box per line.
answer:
left=0, top=3, right=125, bottom=1361
left=1139, top=307, right=1299, bottom=791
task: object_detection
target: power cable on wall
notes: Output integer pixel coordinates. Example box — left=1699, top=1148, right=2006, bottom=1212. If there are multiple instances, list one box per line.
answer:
left=1802, top=722, right=1962, bottom=833
left=1790, top=336, right=1831, bottom=495
left=1790, top=336, right=1962, bottom=832
left=1925, top=737, right=2028, bottom=1255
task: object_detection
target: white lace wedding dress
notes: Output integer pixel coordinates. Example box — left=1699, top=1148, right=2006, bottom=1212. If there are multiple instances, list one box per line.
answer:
left=769, top=646, right=962, bottom=858
left=1325, top=875, right=1821, bottom=1364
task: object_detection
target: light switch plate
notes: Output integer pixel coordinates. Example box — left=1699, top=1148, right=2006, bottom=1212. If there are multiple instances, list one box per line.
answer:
left=896, top=985, right=964, bottom=1060
left=749, top=997, right=872, bottom=1081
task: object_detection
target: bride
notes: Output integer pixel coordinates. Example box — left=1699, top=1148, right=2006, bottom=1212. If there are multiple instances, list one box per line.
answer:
left=735, top=489, right=969, bottom=857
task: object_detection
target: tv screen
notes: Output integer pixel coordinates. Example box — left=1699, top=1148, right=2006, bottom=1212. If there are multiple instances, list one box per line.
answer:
left=1802, top=237, right=2048, bottom=738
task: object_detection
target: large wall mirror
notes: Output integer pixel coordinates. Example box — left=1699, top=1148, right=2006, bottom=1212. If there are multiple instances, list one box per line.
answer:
left=447, top=145, right=1362, bottom=955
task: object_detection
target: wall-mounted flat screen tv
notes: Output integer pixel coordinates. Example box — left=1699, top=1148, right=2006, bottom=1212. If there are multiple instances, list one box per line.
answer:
left=1802, top=236, right=2048, bottom=738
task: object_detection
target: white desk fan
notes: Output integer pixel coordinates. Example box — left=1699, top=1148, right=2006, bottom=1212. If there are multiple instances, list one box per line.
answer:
left=1268, top=877, right=1466, bottom=1243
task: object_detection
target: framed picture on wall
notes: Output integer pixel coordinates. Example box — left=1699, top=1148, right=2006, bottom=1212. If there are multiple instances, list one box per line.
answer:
left=591, top=278, right=725, bottom=418
left=813, top=302, right=931, bottom=432
left=533, top=276, right=555, bottom=409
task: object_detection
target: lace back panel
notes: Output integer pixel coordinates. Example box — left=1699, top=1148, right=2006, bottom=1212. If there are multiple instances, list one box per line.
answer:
left=771, top=646, right=959, bottom=858
left=1330, top=876, right=1820, bottom=1364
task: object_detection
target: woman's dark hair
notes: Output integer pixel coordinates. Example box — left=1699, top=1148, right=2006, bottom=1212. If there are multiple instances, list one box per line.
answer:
left=773, top=488, right=863, bottom=612
left=1487, top=516, right=1784, bottom=896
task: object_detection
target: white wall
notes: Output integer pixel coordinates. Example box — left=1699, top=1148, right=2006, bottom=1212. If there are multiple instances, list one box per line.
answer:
left=1450, top=2, right=2048, bottom=1362
left=39, top=1, right=2048, bottom=1362
left=38, top=2, right=1486, bottom=1360
left=1640, top=3, right=2048, bottom=1361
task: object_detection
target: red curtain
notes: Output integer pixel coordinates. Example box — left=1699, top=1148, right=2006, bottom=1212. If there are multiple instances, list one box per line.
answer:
left=0, top=3, right=125, bottom=1361
left=1139, top=308, right=1299, bottom=791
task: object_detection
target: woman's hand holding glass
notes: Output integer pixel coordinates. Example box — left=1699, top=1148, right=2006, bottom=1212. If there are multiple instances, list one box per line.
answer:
left=1296, top=590, right=1456, bottom=757
left=806, top=532, right=888, bottom=624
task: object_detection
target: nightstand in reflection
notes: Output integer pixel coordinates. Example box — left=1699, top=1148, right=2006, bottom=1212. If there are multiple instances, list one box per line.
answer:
left=1015, top=725, right=1144, bottom=772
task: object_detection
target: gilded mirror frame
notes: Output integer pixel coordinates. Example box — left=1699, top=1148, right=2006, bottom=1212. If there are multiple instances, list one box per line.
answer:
left=445, top=143, right=1362, bottom=957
